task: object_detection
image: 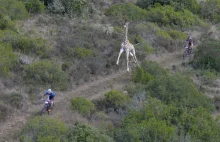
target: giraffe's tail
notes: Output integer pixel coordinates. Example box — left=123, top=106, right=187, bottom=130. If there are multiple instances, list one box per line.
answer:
left=134, top=43, right=139, bottom=46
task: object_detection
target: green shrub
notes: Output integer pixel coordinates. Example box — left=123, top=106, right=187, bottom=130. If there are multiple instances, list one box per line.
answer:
left=140, top=61, right=168, bottom=77
left=59, top=0, right=90, bottom=17
left=71, top=97, right=95, bottom=116
left=199, top=0, right=220, bottom=23
left=0, top=30, right=49, bottom=56
left=146, top=4, right=203, bottom=28
left=179, top=107, right=220, bottom=141
left=73, top=47, right=93, bottom=59
left=0, top=102, right=9, bottom=122
left=132, top=67, right=154, bottom=84
left=170, top=0, right=201, bottom=14
left=168, top=30, right=187, bottom=40
left=0, top=43, right=17, bottom=77
left=0, top=14, right=15, bottom=30
left=0, top=0, right=28, bottom=20
left=137, top=0, right=201, bottom=14
left=23, top=60, right=68, bottom=90
left=156, top=29, right=172, bottom=40
left=146, top=74, right=214, bottom=111
left=20, top=116, right=68, bottom=142
left=105, top=3, right=148, bottom=21
left=104, top=90, right=131, bottom=111
left=200, top=70, right=217, bottom=85
left=193, top=39, right=220, bottom=72
left=115, top=98, right=175, bottom=142
left=67, top=123, right=114, bottom=142
left=136, top=0, right=171, bottom=9
left=47, top=0, right=65, bottom=14
left=23, top=0, right=45, bottom=13
left=3, top=92, right=23, bottom=109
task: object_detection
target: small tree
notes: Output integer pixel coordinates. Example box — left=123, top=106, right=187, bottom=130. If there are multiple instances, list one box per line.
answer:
left=23, top=60, right=68, bottom=90
left=20, top=116, right=68, bottom=142
left=193, top=39, right=220, bottom=72
left=104, top=90, right=131, bottom=112
left=0, top=43, right=17, bottom=77
left=71, top=97, right=95, bottom=116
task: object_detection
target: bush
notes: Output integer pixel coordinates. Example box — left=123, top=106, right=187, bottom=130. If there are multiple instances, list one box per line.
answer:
left=136, top=0, right=171, bottom=9
left=3, top=92, right=23, bottom=109
left=23, top=0, right=45, bottom=13
left=105, top=3, right=148, bottom=21
left=23, top=60, right=68, bottom=90
left=71, top=97, right=95, bottom=116
left=179, top=107, right=220, bottom=141
left=146, top=74, right=214, bottom=111
left=0, top=30, right=49, bottom=56
left=193, top=39, right=220, bottom=72
left=104, top=90, right=131, bottom=111
left=59, top=0, right=91, bottom=17
left=67, top=123, right=114, bottom=142
left=0, top=0, right=28, bottom=20
left=20, top=116, right=68, bottom=142
left=132, top=67, right=154, bottom=84
left=137, top=0, right=201, bottom=14
left=167, top=30, right=187, bottom=40
left=73, top=47, right=93, bottom=59
left=140, top=61, right=168, bottom=77
left=199, top=0, right=220, bottom=23
left=0, top=102, right=9, bottom=122
left=200, top=70, right=217, bottom=85
left=115, top=98, right=175, bottom=142
left=146, top=4, right=203, bottom=28
left=0, top=43, right=17, bottom=77
left=0, top=14, right=16, bottom=31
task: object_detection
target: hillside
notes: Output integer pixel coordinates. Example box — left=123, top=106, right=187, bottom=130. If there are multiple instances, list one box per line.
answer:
left=1, top=0, right=220, bottom=141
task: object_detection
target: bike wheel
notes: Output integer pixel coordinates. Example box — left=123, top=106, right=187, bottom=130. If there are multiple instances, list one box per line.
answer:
left=183, top=50, right=187, bottom=61
left=41, top=106, right=46, bottom=116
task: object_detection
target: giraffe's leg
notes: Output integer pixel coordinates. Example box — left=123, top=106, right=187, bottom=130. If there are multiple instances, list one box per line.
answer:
left=131, top=49, right=140, bottom=66
left=129, top=52, right=136, bottom=63
left=126, top=50, right=130, bottom=72
left=116, top=48, right=124, bottom=65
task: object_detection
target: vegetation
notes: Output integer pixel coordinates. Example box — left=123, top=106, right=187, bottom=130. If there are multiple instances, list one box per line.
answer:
left=104, top=90, right=131, bottom=112
left=1, top=0, right=220, bottom=141
left=23, top=60, right=68, bottom=90
left=23, top=0, right=45, bottom=14
left=67, top=123, right=114, bottom=142
left=0, top=43, right=17, bottom=77
left=71, top=97, right=95, bottom=116
left=105, top=3, right=148, bottom=21
left=20, top=117, right=68, bottom=142
left=193, top=39, right=220, bottom=72
left=0, top=0, right=28, bottom=20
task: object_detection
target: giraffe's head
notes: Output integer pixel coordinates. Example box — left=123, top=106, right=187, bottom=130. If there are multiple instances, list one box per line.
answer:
left=124, top=22, right=129, bottom=28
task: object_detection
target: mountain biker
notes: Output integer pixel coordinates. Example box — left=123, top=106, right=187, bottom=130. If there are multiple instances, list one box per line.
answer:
left=42, top=89, right=55, bottom=109
left=186, top=35, right=194, bottom=55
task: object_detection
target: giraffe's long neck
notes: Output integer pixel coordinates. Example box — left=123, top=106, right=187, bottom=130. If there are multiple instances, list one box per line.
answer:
left=125, top=24, right=128, bottom=42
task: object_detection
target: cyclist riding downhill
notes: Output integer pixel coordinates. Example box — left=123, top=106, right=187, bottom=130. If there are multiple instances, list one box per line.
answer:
left=186, top=35, right=194, bottom=55
left=41, top=89, right=56, bottom=114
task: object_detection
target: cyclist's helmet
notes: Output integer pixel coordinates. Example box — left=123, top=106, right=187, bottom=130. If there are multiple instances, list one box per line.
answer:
left=48, top=89, right=52, bottom=93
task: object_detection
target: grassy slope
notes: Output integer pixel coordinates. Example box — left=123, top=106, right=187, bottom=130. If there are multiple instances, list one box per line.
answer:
left=1, top=1, right=220, bottom=141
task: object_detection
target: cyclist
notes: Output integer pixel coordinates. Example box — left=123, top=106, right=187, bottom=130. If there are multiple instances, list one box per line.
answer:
left=186, top=35, right=194, bottom=55
left=42, top=89, right=55, bottom=109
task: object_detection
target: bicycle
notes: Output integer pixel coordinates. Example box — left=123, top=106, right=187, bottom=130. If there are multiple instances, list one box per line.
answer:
left=41, top=99, right=54, bottom=116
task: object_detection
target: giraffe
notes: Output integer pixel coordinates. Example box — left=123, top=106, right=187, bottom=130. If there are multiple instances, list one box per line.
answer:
left=116, top=22, right=139, bottom=72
